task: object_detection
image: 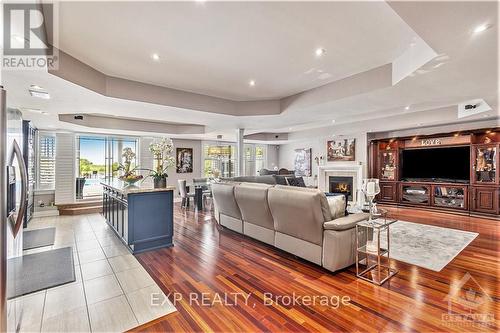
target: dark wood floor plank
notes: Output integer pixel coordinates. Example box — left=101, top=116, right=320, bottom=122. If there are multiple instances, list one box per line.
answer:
left=130, top=204, right=499, bottom=333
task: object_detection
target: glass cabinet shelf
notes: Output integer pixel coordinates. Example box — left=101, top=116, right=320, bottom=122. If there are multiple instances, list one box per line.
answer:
left=400, top=184, right=430, bottom=205
left=433, top=186, right=466, bottom=209
left=379, top=151, right=396, bottom=181
left=474, top=145, right=497, bottom=183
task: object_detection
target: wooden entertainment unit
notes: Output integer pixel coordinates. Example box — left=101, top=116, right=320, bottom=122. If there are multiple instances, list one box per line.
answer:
left=368, top=128, right=499, bottom=218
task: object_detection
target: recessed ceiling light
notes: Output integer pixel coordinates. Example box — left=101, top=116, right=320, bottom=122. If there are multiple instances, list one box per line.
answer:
left=331, top=119, right=336, bottom=123
left=29, top=89, right=50, bottom=99
left=249, top=80, right=256, bottom=87
left=405, top=106, right=410, bottom=110
left=288, top=127, right=293, bottom=131
left=151, top=53, right=160, bottom=61
left=315, top=48, right=326, bottom=57
left=473, top=24, right=491, bottom=34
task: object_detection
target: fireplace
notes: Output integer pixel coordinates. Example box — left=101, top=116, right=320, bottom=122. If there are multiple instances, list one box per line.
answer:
left=318, top=164, right=363, bottom=205
left=329, top=176, right=353, bottom=201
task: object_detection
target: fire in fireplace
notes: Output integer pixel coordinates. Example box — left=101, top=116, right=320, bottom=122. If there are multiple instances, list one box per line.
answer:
left=329, top=176, right=353, bottom=201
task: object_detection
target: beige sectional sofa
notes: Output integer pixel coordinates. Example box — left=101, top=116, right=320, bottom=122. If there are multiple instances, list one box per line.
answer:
left=212, top=182, right=369, bottom=272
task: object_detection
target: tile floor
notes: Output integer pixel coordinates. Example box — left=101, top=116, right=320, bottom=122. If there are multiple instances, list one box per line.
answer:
left=9, top=213, right=176, bottom=333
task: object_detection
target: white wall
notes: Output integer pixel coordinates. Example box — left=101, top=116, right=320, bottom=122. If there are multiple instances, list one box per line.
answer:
left=139, top=138, right=202, bottom=196
left=278, top=133, right=367, bottom=186
left=266, top=144, right=280, bottom=171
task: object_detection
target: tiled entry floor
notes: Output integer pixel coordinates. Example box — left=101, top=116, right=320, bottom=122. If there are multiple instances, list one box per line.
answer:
left=11, top=213, right=176, bottom=332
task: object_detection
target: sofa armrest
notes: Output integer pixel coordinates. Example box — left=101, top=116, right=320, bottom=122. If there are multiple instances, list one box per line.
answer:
left=323, top=213, right=370, bottom=231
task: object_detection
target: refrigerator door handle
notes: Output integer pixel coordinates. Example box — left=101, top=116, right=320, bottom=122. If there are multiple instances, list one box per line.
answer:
left=8, top=139, right=27, bottom=238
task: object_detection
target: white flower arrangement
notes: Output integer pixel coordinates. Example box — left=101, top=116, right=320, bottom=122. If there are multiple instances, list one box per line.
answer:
left=118, top=147, right=143, bottom=183
left=149, top=137, right=175, bottom=179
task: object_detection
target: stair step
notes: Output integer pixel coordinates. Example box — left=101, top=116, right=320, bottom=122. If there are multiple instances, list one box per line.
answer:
left=59, top=205, right=103, bottom=216
left=58, top=201, right=101, bottom=209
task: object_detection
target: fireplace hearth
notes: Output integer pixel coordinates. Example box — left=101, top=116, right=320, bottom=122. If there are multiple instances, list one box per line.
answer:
left=329, top=176, right=353, bottom=201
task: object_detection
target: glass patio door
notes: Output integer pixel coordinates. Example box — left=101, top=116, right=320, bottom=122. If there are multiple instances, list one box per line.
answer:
left=76, top=136, right=106, bottom=199
left=77, top=135, right=138, bottom=200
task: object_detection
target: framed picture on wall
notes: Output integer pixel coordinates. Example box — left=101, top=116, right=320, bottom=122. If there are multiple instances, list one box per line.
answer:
left=176, top=148, right=193, bottom=173
left=327, top=139, right=356, bottom=161
left=294, top=148, right=312, bottom=176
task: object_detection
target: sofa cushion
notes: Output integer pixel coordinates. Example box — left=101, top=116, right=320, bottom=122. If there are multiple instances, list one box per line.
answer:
left=268, top=186, right=327, bottom=245
left=234, top=183, right=274, bottom=230
left=274, top=185, right=332, bottom=221
left=323, top=213, right=370, bottom=231
left=326, top=195, right=346, bottom=219
left=227, top=175, right=276, bottom=184
left=211, top=183, right=242, bottom=219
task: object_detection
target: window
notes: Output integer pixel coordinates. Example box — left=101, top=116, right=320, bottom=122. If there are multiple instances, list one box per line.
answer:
left=202, top=142, right=267, bottom=177
left=37, top=133, right=56, bottom=190
left=203, top=142, right=236, bottom=178
left=255, top=145, right=266, bottom=175
left=244, top=144, right=267, bottom=176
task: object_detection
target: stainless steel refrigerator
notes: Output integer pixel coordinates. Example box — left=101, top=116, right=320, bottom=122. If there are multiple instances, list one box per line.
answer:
left=1, top=86, right=28, bottom=332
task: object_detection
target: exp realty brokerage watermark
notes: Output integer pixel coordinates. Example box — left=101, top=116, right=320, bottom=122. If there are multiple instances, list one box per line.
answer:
left=151, top=292, right=351, bottom=309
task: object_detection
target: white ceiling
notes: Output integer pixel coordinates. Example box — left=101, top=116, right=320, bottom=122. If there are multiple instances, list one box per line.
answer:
left=2, top=1, right=499, bottom=142
left=55, top=1, right=417, bottom=101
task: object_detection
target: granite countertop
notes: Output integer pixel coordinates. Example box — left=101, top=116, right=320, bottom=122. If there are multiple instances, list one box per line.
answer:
left=100, top=179, right=175, bottom=195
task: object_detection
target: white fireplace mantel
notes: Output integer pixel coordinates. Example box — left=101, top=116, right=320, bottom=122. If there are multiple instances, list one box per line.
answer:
left=318, top=163, right=364, bottom=204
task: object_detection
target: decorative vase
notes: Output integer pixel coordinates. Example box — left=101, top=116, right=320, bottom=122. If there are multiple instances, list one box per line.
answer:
left=362, top=178, right=381, bottom=222
left=154, top=176, right=167, bottom=188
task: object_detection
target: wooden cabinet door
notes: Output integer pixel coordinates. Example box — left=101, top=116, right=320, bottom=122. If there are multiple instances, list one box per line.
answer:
left=472, top=187, right=498, bottom=214
left=378, top=182, right=397, bottom=202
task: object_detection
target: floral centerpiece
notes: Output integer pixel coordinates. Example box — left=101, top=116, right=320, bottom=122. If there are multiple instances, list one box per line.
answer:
left=118, top=147, right=143, bottom=185
left=148, top=137, right=175, bottom=188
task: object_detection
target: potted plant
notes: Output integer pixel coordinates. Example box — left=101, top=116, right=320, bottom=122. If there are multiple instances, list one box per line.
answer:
left=118, top=147, right=143, bottom=185
left=149, top=138, right=175, bottom=188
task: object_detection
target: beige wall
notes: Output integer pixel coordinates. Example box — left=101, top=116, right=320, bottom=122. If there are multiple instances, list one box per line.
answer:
left=278, top=133, right=368, bottom=186
left=266, top=145, right=280, bottom=171
left=139, top=138, right=202, bottom=197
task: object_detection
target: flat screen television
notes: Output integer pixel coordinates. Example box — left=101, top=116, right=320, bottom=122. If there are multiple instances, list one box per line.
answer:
left=401, top=146, right=470, bottom=182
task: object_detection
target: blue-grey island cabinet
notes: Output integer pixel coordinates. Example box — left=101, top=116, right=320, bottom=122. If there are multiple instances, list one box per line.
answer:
left=101, top=180, right=174, bottom=254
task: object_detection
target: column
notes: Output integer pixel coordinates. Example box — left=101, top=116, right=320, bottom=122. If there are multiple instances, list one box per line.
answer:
left=236, top=128, right=244, bottom=176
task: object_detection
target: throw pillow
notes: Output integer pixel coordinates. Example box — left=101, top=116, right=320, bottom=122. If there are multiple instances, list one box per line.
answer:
left=272, top=175, right=288, bottom=185
left=294, top=177, right=306, bottom=187
left=285, top=176, right=306, bottom=187
left=326, top=195, right=346, bottom=219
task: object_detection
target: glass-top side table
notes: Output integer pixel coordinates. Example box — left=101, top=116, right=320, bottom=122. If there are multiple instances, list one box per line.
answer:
left=355, top=217, right=398, bottom=285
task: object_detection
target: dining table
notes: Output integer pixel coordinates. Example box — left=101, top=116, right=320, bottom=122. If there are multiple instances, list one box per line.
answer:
left=186, top=180, right=213, bottom=210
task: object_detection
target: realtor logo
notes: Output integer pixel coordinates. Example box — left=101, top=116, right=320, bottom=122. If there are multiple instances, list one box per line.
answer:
left=442, top=273, right=494, bottom=328
left=2, top=2, right=58, bottom=70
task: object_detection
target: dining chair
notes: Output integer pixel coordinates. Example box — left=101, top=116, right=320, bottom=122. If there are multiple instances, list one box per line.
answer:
left=178, top=179, right=195, bottom=208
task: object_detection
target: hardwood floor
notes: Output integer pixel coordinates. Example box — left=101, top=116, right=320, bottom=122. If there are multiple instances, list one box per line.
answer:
left=131, top=204, right=499, bottom=332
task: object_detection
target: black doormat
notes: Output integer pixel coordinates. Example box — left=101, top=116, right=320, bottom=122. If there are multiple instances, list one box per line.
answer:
left=23, top=228, right=56, bottom=250
left=7, top=247, right=76, bottom=299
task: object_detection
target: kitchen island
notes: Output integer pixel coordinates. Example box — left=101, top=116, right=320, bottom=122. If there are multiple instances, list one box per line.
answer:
left=101, top=180, right=174, bottom=254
